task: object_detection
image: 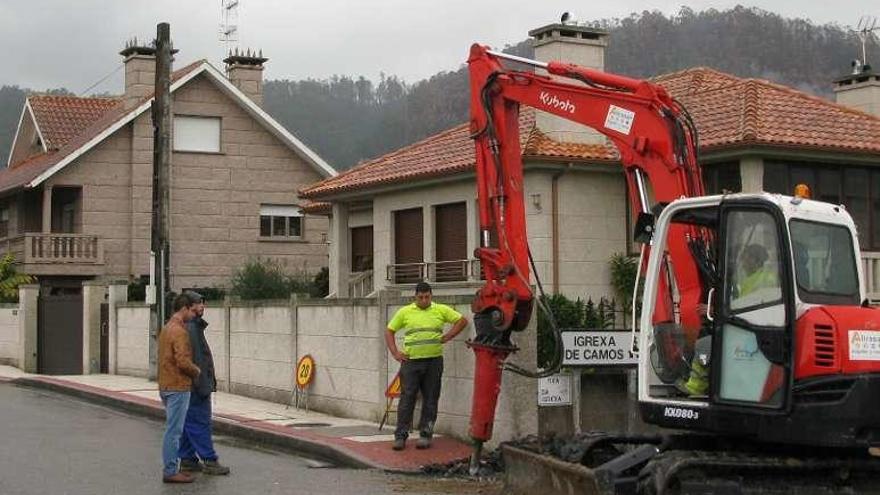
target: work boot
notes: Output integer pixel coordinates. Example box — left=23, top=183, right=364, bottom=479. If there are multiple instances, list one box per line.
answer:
left=162, top=472, right=195, bottom=484
left=416, top=436, right=432, bottom=450
left=392, top=438, right=406, bottom=451
left=202, top=459, right=230, bottom=475
left=179, top=458, right=202, bottom=472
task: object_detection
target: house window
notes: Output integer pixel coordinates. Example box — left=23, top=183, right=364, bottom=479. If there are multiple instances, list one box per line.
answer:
left=702, top=162, right=742, bottom=194
left=764, top=161, right=880, bottom=250
left=173, top=116, right=221, bottom=153
left=259, top=204, right=303, bottom=239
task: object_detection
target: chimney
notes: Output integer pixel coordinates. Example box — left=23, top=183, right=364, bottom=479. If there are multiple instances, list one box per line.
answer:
left=224, top=48, right=267, bottom=106
left=529, top=22, right=609, bottom=144
left=119, top=38, right=157, bottom=109
left=834, top=61, right=880, bottom=117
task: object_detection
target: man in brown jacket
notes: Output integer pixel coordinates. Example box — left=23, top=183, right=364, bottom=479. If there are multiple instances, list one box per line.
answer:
left=158, top=293, right=201, bottom=483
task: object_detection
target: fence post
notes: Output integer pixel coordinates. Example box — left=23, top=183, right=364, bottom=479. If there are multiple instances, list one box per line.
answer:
left=107, top=281, right=128, bottom=374
left=289, top=293, right=299, bottom=396
left=17, top=284, right=39, bottom=373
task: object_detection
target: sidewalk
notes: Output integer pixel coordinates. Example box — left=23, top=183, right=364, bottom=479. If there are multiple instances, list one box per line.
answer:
left=0, top=366, right=473, bottom=473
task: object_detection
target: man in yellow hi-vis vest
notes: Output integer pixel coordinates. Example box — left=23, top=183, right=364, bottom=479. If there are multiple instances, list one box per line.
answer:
left=385, top=282, right=469, bottom=451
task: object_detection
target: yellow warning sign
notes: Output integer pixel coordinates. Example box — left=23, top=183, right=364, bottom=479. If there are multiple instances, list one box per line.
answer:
left=295, top=355, right=316, bottom=389
left=385, top=372, right=401, bottom=398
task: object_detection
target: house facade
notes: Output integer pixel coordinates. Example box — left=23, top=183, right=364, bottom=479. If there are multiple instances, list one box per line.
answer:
left=1, top=43, right=336, bottom=294
left=301, top=23, right=880, bottom=305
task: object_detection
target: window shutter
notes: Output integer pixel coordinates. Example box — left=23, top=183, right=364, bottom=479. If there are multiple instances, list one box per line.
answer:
left=394, top=208, right=423, bottom=283
left=435, top=202, right=467, bottom=281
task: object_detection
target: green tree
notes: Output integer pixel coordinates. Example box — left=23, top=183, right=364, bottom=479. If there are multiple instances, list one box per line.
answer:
left=0, top=253, right=35, bottom=303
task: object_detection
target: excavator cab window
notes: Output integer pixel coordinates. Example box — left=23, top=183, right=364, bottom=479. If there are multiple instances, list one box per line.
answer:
left=712, top=206, right=790, bottom=408
left=789, top=219, right=859, bottom=306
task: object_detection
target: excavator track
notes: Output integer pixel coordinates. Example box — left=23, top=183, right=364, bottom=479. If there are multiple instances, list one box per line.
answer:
left=563, top=433, right=880, bottom=495
left=638, top=449, right=880, bottom=495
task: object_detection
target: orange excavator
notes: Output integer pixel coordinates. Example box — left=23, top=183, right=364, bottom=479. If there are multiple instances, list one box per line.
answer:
left=466, top=44, right=880, bottom=493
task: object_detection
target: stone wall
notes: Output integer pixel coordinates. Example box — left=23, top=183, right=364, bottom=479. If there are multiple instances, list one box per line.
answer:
left=111, top=293, right=538, bottom=446
left=116, top=305, right=150, bottom=377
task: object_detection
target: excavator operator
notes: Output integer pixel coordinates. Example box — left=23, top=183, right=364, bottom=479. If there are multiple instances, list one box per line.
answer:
left=678, top=243, right=777, bottom=396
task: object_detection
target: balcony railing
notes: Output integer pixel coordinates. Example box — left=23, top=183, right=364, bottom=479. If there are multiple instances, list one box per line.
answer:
left=348, top=270, right=374, bottom=297
left=386, top=259, right=481, bottom=284
left=1, top=233, right=104, bottom=266
left=25, top=233, right=103, bottom=263
left=862, top=252, right=880, bottom=302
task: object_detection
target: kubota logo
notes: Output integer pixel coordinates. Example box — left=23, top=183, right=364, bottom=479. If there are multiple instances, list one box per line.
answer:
left=539, top=91, right=576, bottom=114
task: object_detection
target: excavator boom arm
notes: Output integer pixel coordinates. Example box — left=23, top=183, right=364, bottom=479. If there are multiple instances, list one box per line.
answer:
left=466, top=44, right=707, bottom=451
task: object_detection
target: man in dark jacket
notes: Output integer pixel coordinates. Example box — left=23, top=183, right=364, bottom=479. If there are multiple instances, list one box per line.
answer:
left=178, top=292, right=230, bottom=475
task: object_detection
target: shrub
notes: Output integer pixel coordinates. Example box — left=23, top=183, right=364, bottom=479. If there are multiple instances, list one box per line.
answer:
left=310, top=267, right=329, bottom=298
left=231, top=258, right=292, bottom=300
left=230, top=258, right=328, bottom=301
left=128, top=277, right=147, bottom=302
left=537, top=294, right=619, bottom=367
left=609, top=252, right=643, bottom=327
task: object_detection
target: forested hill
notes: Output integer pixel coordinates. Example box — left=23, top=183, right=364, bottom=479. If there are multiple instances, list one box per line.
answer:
left=0, top=6, right=868, bottom=170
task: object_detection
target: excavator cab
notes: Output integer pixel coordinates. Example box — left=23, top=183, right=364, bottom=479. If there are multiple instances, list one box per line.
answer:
left=639, top=192, right=870, bottom=446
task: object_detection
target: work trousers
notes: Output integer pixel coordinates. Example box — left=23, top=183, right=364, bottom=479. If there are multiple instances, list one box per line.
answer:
left=395, top=356, right=443, bottom=440
left=160, top=391, right=190, bottom=476
left=178, top=392, right=218, bottom=462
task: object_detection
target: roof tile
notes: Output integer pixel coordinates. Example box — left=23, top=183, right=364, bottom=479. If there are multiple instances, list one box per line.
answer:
left=28, top=95, right=122, bottom=150
left=303, top=66, right=880, bottom=200
left=0, top=60, right=205, bottom=193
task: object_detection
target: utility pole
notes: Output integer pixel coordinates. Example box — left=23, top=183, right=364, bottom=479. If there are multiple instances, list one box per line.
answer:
left=149, top=22, right=172, bottom=380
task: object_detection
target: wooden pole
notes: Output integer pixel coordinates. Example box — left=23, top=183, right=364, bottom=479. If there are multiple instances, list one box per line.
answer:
left=149, top=22, right=172, bottom=380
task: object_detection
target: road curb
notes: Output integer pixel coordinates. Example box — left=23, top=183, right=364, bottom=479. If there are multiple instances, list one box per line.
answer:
left=12, top=377, right=377, bottom=470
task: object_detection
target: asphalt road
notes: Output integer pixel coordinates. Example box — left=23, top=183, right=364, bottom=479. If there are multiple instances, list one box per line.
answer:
left=0, top=383, right=499, bottom=495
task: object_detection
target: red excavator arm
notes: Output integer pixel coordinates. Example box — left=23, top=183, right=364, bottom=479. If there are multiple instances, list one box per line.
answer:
left=466, top=44, right=706, bottom=455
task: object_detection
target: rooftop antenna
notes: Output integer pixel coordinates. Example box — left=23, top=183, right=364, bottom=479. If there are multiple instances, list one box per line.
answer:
left=220, top=0, right=240, bottom=57
left=856, top=16, right=879, bottom=72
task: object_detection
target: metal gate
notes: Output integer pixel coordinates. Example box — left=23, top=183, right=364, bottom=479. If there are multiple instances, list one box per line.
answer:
left=38, top=293, right=83, bottom=375
left=100, top=302, right=109, bottom=373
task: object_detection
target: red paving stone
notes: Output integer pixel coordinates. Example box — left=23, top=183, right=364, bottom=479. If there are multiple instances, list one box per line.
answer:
left=15, top=375, right=471, bottom=472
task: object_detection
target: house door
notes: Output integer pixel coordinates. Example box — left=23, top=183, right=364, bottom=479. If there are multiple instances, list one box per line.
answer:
left=38, top=293, right=83, bottom=375
left=100, top=302, right=109, bottom=373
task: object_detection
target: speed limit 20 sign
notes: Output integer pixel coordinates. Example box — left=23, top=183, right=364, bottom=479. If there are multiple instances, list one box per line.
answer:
left=295, top=355, right=316, bottom=390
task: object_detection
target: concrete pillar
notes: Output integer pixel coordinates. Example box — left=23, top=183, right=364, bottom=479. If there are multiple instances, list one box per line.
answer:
left=740, top=156, right=764, bottom=193
left=329, top=203, right=350, bottom=297
left=41, top=185, right=52, bottom=233
left=107, top=281, right=128, bottom=374
left=466, top=198, right=478, bottom=281
left=82, top=281, right=106, bottom=374
left=17, top=284, right=38, bottom=372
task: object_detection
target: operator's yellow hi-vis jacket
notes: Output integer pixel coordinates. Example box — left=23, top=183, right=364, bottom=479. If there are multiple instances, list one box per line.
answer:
left=738, top=268, right=778, bottom=297
left=387, top=302, right=463, bottom=359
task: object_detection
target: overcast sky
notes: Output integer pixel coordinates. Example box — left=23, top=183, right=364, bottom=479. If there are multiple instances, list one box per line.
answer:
left=1, top=1, right=877, bottom=94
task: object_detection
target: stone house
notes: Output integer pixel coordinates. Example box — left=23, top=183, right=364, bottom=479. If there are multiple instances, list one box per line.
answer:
left=1, top=43, right=336, bottom=295
left=300, top=23, right=880, bottom=305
